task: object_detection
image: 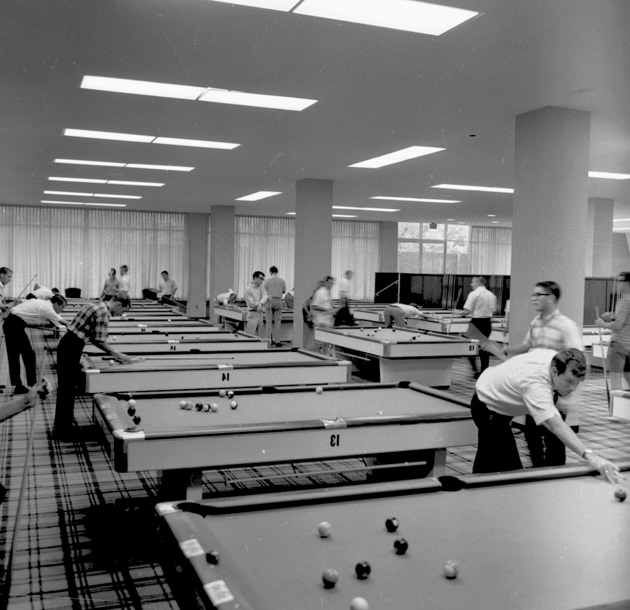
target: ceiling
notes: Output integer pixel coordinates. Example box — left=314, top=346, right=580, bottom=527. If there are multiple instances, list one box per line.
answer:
left=2, top=0, right=630, bottom=227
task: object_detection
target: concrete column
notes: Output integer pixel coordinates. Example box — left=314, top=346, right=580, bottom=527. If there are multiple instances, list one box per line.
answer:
left=209, top=206, right=235, bottom=320
left=587, top=198, right=614, bottom=277
left=510, top=106, right=590, bottom=339
left=294, top=179, right=333, bottom=348
left=380, top=222, right=399, bottom=272
left=186, top=213, right=209, bottom=318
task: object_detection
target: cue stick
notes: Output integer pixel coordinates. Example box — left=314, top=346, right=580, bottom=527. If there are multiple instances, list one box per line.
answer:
left=0, top=382, right=48, bottom=610
left=595, top=306, right=612, bottom=414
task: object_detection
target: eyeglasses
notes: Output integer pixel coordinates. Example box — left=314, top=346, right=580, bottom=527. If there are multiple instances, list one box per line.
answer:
left=531, top=292, right=551, bottom=298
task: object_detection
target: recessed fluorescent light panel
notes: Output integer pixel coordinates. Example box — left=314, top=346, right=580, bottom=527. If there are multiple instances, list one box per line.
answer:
left=236, top=191, right=282, bottom=201
left=40, top=200, right=126, bottom=208
left=294, top=0, right=478, bottom=36
left=81, top=76, right=316, bottom=111
left=350, top=146, right=444, bottom=169
left=333, top=214, right=358, bottom=218
left=48, top=177, right=163, bottom=187
left=432, top=184, right=514, bottom=193
left=64, top=129, right=239, bottom=150
left=589, top=171, right=630, bottom=180
left=371, top=196, right=461, bottom=203
left=44, top=190, right=141, bottom=199
left=333, top=206, right=399, bottom=212
left=55, top=159, right=194, bottom=171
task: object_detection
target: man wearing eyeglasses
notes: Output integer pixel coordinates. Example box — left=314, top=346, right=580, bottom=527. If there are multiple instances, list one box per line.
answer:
left=505, top=281, right=583, bottom=467
left=595, top=271, right=630, bottom=393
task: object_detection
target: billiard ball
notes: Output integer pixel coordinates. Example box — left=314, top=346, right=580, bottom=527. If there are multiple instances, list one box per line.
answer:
left=350, top=598, right=369, bottom=610
left=108, top=360, right=116, bottom=366
left=394, top=538, right=408, bottom=555
left=355, top=561, right=371, bottom=580
left=206, top=551, right=220, bottom=565
left=377, top=410, right=384, bottom=415
left=227, top=391, right=235, bottom=399
left=322, top=568, right=338, bottom=589
left=318, top=521, right=332, bottom=538
left=385, top=517, right=399, bottom=533
left=219, top=390, right=227, bottom=397
left=210, top=403, right=219, bottom=412
left=132, top=415, right=141, bottom=425
left=179, top=400, right=188, bottom=409
left=315, top=386, right=323, bottom=394
left=230, top=400, right=238, bottom=410
left=195, top=403, right=204, bottom=411
left=202, top=404, right=210, bottom=412
left=443, top=560, right=459, bottom=579
left=128, top=399, right=136, bottom=407
left=411, top=336, right=417, bottom=341
left=614, top=488, right=627, bottom=502
left=127, top=407, right=136, bottom=416
left=185, top=402, right=194, bottom=410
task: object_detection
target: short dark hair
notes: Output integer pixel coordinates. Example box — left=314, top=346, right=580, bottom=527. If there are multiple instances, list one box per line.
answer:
left=536, top=281, right=561, bottom=300
left=111, top=292, right=131, bottom=309
left=552, top=348, right=587, bottom=379
left=0, top=267, right=12, bottom=275
left=269, top=266, right=278, bottom=274
left=120, top=265, right=128, bottom=272
left=51, top=294, right=67, bottom=307
left=253, top=271, right=265, bottom=280
left=161, top=270, right=169, bottom=275
left=52, top=287, right=60, bottom=294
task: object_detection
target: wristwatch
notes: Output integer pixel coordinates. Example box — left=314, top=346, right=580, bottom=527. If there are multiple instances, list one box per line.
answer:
left=581, top=448, right=594, bottom=459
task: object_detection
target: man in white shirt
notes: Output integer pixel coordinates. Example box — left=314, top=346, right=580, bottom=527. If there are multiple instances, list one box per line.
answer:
left=157, top=270, right=177, bottom=303
left=383, top=302, right=423, bottom=328
left=118, top=265, right=130, bottom=295
left=3, top=294, right=67, bottom=394
left=460, top=276, right=497, bottom=378
left=472, top=348, right=622, bottom=483
left=216, top=289, right=236, bottom=306
left=244, top=271, right=265, bottom=336
left=0, top=267, right=13, bottom=313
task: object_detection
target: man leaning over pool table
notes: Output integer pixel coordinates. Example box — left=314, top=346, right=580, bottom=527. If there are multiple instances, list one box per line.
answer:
left=472, top=347, right=624, bottom=484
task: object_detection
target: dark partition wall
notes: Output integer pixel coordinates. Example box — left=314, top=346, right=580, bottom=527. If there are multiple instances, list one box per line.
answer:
left=375, top=274, right=615, bottom=322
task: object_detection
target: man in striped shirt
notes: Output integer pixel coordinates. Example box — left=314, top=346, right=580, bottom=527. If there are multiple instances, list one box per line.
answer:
left=507, top=281, right=583, bottom=466
left=53, top=292, right=135, bottom=441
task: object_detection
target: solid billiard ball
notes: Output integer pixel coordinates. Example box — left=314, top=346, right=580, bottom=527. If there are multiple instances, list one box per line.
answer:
left=385, top=517, right=399, bottom=533
left=202, top=404, right=210, bottom=412
left=195, top=402, right=203, bottom=411
left=318, top=521, right=332, bottom=538
left=355, top=561, right=371, bottom=580
left=316, top=386, right=323, bottom=394
left=227, top=391, right=235, bottom=399
left=219, top=390, right=227, bottom=397
left=128, top=399, right=136, bottom=407
left=179, top=400, right=188, bottom=409
left=411, top=336, right=417, bottom=341
left=132, top=415, right=141, bottom=425
left=394, top=538, right=408, bottom=555
left=350, top=598, right=369, bottom=610
left=443, top=560, right=459, bottom=579
left=206, top=551, right=220, bottom=565
left=185, top=402, right=194, bottom=410
left=127, top=407, right=136, bottom=416
left=210, top=403, right=219, bottom=412
left=229, top=400, right=238, bottom=409
left=322, top=568, right=338, bottom=589
left=614, top=488, right=627, bottom=502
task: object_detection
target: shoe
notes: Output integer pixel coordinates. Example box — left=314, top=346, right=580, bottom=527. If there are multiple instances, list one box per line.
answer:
left=13, top=385, right=29, bottom=395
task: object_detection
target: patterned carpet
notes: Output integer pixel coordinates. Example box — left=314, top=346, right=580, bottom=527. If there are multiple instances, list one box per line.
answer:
left=0, top=329, right=628, bottom=609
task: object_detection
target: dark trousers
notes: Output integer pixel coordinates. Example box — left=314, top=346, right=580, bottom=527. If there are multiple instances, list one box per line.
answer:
left=54, top=331, right=86, bottom=432
left=524, top=412, right=577, bottom=467
left=334, top=305, right=354, bottom=326
left=471, top=393, right=522, bottom=473
left=3, top=314, right=37, bottom=387
left=468, top=317, right=492, bottom=373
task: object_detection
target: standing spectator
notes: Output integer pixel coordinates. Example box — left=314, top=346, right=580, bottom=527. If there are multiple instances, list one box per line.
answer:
left=53, top=292, right=135, bottom=441
left=311, top=276, right=335, bottom=328
left=101, top=268, right=119, bottom=301
left=471, top=348, right=621, bottom=484
left=244, top=271, right=265, bottom=336
left=596, top=271, right=630, bottom=393
left=382, top=302, right=423, bottom=328
left=0, top=267, right=13, bottom=313
left=157, top=270, right=178, bottom=303
left=459, top=276, right=498, bottom=379
left=507, top=281, right=584, bottom=467
left=261, top=266, right=287, bottom=347
left=3, top=294, right=68, bottom=394
left=118, top=265, right=130, bottom=296
left=334, top=270, right=354, bottom=326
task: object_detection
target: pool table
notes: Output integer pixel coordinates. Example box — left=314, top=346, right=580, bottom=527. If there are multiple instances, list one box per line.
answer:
left=92, top=382, right=476, bottom=498
left=106, top=319, right=214, bottom=331
left=156, top=459, right=630, bottom=610
left=407, top=313, right=506, bottom=334
left=213, top=304, right=294, bottom=342
left=81, top=348, right=350, bottom=393
left=313, top=326, right=478, bottom=387
left=82, top=332, right=269, bottom=355
left=488, top=326, right=611, bottom=347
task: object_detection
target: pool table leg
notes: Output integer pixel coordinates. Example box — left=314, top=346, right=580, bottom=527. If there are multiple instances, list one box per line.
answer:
left=158, top=469, right=204, bottom=501
left=428, top=448, right=447, bottom=477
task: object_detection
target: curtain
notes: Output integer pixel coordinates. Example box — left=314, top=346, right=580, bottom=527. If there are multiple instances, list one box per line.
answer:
left=0, top=206, right=188, bottom=299
left=470, top=226, right=512, bottom=275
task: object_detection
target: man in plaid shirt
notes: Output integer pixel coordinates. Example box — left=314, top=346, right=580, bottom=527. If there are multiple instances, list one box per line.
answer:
left=506, top=281, right=583, bottom=466
left=53, top=292, right=135, bottom=441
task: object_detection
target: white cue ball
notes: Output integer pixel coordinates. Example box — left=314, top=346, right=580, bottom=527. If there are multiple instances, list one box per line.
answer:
left=179, top=400, right=188, bottom=409
left=315, top=386, right=323, bottom=394
left=443, top=560, right=459, bottom=579
left=350, top=597, right=369, bottom=610
left=318, top=521, right=332, bottom=538
left=109, top=360, right=116, bottom=366
left=128, top=399, right=136, bottom=407
left=229, top=400, right=238, bottom=409
left=210, top=403, right=219, bottom=412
